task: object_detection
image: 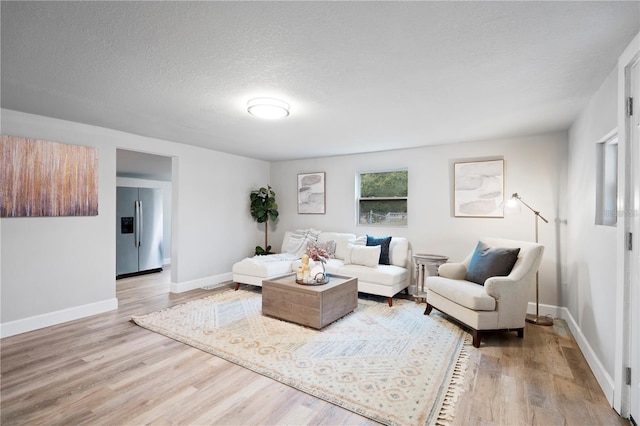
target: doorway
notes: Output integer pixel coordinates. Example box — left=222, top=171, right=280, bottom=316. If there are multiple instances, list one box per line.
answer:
left=628, top=56, right=639, bottom=426
left=116, top=149, right=173, bottom=274
left=617, top=42, right=640, bottom=422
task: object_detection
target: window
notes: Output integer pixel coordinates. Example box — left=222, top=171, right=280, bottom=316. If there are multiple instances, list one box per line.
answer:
left=357, top=169, right=408, bottom=226
left=595, top=133, right=618, bottom=226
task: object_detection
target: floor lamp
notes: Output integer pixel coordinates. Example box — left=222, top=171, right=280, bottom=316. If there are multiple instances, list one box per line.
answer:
left=507, top=193, right=553, bottom=326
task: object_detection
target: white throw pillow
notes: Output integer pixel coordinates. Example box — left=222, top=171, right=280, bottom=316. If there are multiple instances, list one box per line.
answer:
left=348, top=235, right=367, bottom=246
left=344, top=244, right=381, bottom=267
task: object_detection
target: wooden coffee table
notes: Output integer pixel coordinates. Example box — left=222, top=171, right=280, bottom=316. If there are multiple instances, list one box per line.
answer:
left=262, top=273, right=358, bottom=329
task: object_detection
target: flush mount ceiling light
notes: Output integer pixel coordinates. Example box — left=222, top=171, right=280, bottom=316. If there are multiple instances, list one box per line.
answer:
left=247, top=97, right=290, bottom=119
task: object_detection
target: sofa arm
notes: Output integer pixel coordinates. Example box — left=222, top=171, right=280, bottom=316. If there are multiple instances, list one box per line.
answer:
left=485, top=276, right=530, bottom=327
left=438, top=263, right=467, bottom=280
left=484, top=276, right=523, bottom=300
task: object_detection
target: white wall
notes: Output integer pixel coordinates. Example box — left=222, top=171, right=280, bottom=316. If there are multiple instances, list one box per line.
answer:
left=1, top=111, right=118, bottom=334
left=116, top=177, right=172, bottom=265
left=270, top=131, right=568, bottom=307
left=567, top=66, right=620, bottom=395
left=0, top=109, right=269, bottom=336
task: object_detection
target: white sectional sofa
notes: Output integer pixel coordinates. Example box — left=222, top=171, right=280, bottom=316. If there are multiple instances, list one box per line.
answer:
left=232, top=230, right=411, bottom=306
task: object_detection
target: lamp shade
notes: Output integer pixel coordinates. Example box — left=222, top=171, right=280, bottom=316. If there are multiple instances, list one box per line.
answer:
left=247, top=98, right=290, bottom=119
left=504, top=193, right=522, bottom=215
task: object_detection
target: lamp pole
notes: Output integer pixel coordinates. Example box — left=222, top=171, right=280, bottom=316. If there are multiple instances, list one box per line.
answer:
left=511, top=193, right=553, bottom=326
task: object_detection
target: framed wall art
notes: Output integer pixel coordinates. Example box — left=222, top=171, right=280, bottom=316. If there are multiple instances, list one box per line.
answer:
left=454, top=159, right=504, bottom=218
left=1, top=135, right=99, bottom=217
left=298, top=172, right=325, bottom=214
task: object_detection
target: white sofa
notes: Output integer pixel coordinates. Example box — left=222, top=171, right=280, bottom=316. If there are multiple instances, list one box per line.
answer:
left=232, top=230, right=410, bottom=306
left=424, top=237, right=545, bottom=348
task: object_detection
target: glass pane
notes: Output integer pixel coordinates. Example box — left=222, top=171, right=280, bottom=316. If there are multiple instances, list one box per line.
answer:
left=602, top=142, right=618, bottom=226
left=360, top=171, right=408, bottom=198
left=359, top=199, right=407, bottom=225
left=595, top=137, right=618, bottom=227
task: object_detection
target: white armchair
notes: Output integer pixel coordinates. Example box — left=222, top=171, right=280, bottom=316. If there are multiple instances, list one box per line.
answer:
left=424, top=237, right=545, bottom=348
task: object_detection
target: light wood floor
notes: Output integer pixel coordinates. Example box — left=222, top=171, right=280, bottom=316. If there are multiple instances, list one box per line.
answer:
left=1, top=269, right=629, bottom=425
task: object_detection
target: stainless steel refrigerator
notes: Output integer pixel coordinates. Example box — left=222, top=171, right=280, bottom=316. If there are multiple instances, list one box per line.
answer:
left=116, top=187, right=163, bottom=278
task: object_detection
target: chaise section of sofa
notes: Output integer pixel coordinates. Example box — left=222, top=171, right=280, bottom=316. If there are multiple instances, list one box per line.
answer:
left=231, top=253, right=299, bottom=287
left=232, top=229, right=410, bottom=306
left=232, top=229, right=319, bottom=287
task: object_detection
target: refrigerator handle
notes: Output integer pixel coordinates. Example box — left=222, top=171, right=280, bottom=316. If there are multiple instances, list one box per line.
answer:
left=138, top=200, right=143, bottom=246
left=134, top=200, right=140, bottom=247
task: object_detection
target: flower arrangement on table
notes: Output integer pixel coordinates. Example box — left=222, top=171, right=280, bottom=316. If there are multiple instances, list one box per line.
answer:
left=298, top=242, right=335, bottom=284
left=307, top=242, right=334, bottom=264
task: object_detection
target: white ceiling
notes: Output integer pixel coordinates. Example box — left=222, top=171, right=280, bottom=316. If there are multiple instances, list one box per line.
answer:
left=2, top=1, right=639, bottom=162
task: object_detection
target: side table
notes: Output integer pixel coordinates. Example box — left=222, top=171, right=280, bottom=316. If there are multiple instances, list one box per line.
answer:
left=413, top=253, right=449, bottom=302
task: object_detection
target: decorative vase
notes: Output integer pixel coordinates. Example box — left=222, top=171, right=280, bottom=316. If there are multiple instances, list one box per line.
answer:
left=310, top=263, right=325, bottom=282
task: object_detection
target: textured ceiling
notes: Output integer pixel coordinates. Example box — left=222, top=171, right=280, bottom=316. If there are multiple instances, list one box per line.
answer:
left=2, top=1, right=639, bottom=162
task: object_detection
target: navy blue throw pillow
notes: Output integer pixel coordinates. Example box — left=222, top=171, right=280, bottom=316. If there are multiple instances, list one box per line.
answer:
left=366, top=235, right=392, bottom=265
left=466, top=241, right=520, bottom=285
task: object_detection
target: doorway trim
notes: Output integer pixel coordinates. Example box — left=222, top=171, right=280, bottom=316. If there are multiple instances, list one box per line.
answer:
left=614, top=32, right=639, bottom=417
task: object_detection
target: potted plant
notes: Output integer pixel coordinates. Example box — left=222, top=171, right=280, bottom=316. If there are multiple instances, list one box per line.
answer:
left=249, top=185, right=279, bottom=255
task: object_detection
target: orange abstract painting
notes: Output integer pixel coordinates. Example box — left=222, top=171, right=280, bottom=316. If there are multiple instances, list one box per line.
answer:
left=1, top=135, right=98, bottom=217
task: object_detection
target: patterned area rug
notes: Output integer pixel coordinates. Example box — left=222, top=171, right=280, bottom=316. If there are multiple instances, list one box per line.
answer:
left=132, top=289, right=469, bottom=426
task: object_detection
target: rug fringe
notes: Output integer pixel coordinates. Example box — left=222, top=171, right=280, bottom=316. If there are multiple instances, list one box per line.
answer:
left=435, top=335, right=471, bottom=426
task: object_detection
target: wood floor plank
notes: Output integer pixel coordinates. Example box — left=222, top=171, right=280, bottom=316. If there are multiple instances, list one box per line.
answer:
left=0, top=268, right=630, bottom=425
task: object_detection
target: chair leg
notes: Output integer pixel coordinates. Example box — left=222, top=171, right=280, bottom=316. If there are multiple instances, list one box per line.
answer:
left=387, top=297, right=393, bottom=307
left=424, top=304, right=433, bottom=315
left=472, top=330, right=481, bottom=348
left=234, top=282, right=240, bottom=291
left=516, top=328, right=524, bottom=338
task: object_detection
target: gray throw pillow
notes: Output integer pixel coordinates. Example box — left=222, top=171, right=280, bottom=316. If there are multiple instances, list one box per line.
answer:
left=466, top=241, right=520, bottom=285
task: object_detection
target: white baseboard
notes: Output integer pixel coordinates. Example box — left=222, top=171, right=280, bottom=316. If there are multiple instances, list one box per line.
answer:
left=0, top=298, right=118, bottom=338
left=0, top=271, right=234, bottom=337
left=559, top=306, right=615, bottom=405
left=170, top=272, right=233, bottom=293
left=527, top=302, right=615, bottom=406
left=526, top=301, right=563, bottom=319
